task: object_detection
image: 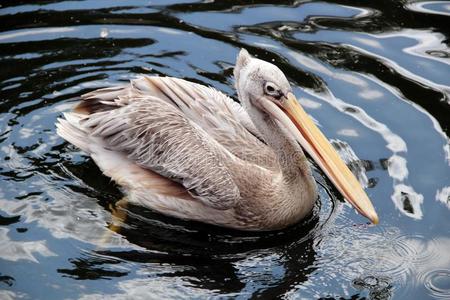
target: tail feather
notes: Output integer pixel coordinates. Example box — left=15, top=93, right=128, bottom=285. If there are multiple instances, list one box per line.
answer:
left=75, top=85, right=126, bottom=114
left=56, top=113, right=91, bottom=153
left=56, top=109, right=192, bottom=200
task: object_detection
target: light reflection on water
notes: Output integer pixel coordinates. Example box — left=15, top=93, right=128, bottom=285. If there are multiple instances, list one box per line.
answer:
left=0, top=1, right=449, bottom=299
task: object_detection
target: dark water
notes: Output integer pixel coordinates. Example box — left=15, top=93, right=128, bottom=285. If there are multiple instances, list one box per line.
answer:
left=1, top=0, right=450, bottom=299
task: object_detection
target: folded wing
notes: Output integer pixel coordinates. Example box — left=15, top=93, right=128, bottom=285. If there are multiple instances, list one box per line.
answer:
left=57, top=76, right=276, bottom=210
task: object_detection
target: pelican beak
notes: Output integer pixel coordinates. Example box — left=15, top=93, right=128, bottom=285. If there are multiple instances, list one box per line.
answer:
left=261, top=92, right=378, bottom=224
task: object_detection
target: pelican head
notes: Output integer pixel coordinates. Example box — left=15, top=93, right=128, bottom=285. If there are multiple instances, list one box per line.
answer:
left=234, top=49, right=378, bottom=224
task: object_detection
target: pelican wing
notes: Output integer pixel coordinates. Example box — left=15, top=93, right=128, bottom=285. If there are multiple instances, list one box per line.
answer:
left=77, top=76, right=277, bottom=168
left=58, top=76, right=276, bottom=210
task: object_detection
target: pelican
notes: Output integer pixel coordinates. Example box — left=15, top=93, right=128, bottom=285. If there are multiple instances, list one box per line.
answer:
left=56, top=49, right=378, bottom=231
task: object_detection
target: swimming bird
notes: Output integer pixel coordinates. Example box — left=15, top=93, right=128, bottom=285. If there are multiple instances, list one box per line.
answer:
left=56, top=49, right=378, bottom=231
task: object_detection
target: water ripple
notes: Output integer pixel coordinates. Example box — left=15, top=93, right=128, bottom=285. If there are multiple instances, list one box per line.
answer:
left=315, top=225, right=450, bottom=298
left=422, top=269, right=450, bottom=299
left=0, top=1, right=449, bottom=299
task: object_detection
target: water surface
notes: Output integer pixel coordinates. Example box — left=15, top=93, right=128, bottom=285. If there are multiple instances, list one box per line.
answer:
left=1, top=1, right=450, bottom=299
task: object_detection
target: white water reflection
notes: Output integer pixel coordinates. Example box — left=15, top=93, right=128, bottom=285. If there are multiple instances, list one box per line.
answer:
left=377, top=29, right=450, bottom=66
left=346, top=40, right=448, bottom=93
left=294, top=28, right=450, bottom=90
left=406, top=1, right=450, bottom=17
left=177, top=2, right=367, bottom=32
left=0, top=184, right=136, bottom=249
left=359, top=72, right=450, bottom=167
left=358, top=89, right=383, bottom=100
left=0, top=228, right=56, bottom=263
left=299, top=98, right=322, bottom=109
left=352, top=36, right=383, bottom=49
left=391, top=184, right=424, bottom=220
left=436, top=186, right=450, bottom=210
left=0, top=27, right=75, bottom=42
left=0, top=290, right=27, bottom=300
left=79, top=276, right=217, bottom=300
left=388, top=155, right=408, bottom=181
left=337, top=128, right=359, bottom=137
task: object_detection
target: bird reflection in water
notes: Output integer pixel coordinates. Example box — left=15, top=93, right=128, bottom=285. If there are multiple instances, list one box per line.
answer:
left=57, top=198, right=319, bottom=296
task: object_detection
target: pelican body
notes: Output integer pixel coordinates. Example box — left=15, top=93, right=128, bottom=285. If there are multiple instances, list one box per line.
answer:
left=56, top=49, right=378, bottom=231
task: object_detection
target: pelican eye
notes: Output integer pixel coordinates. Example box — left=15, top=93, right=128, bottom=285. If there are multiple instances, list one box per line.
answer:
left=264, top=82, right=283, bottom=99
left=265, top=83, right=275, bottom=93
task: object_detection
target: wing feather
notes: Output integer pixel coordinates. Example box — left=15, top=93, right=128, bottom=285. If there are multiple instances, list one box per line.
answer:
left=77, top=96, right=240, bottom=210
left=61, top=75, right=278, bottom=210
